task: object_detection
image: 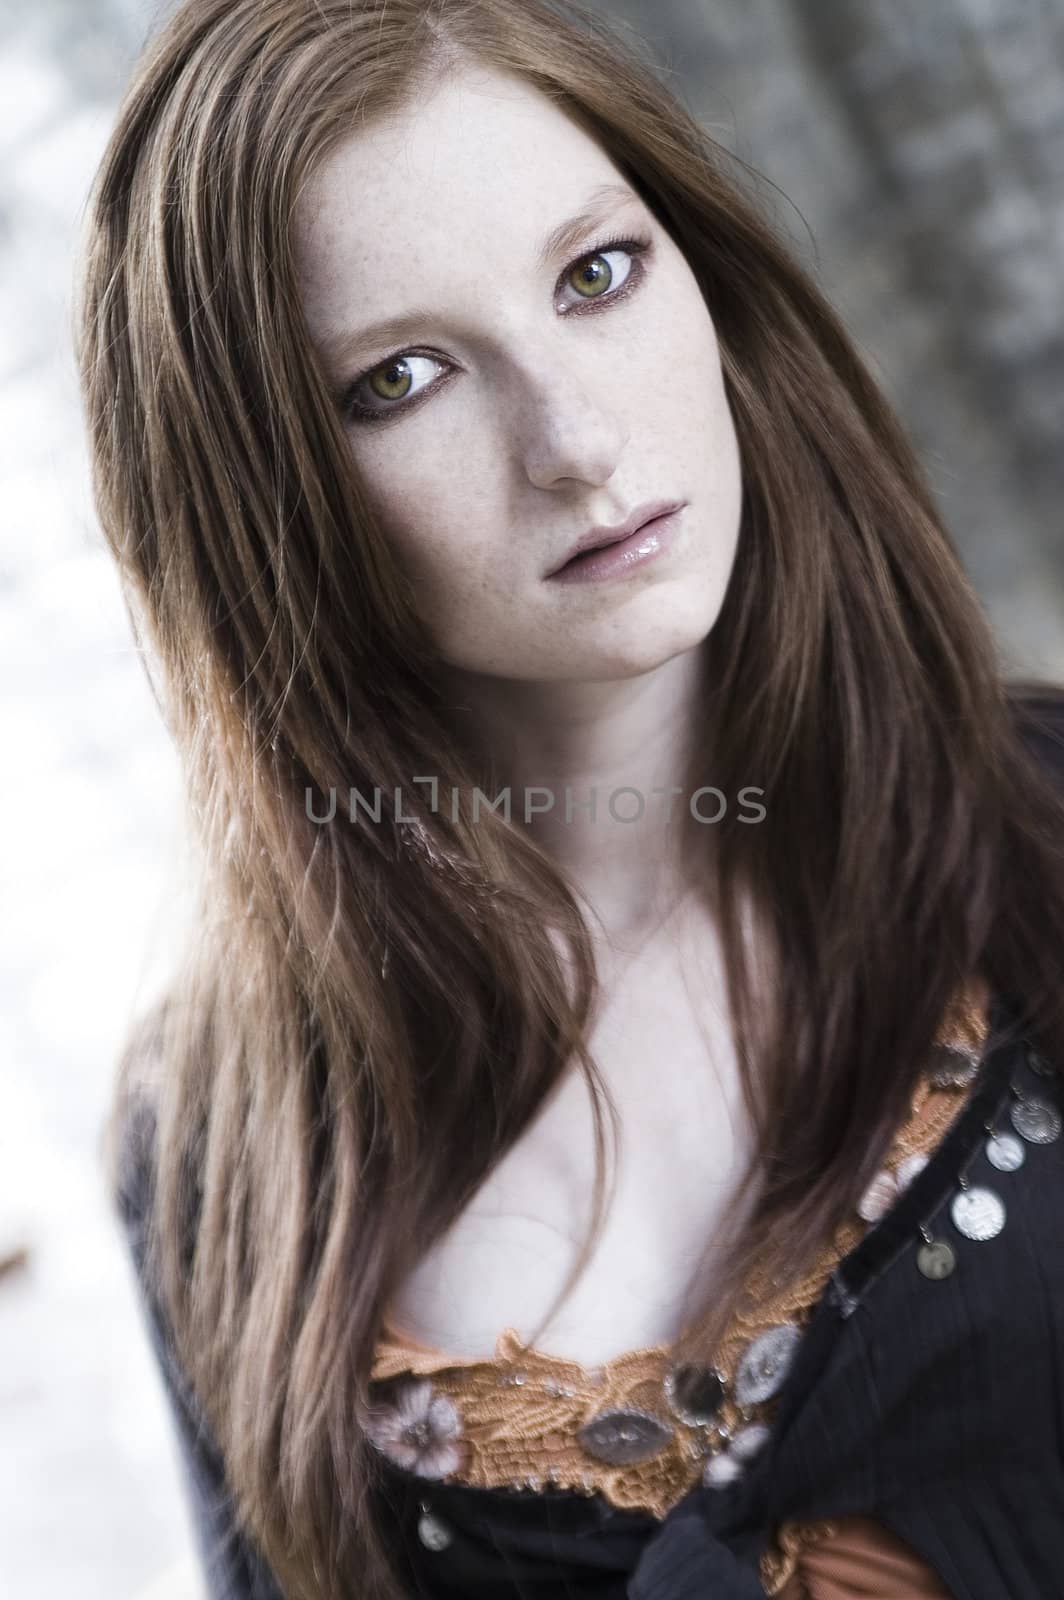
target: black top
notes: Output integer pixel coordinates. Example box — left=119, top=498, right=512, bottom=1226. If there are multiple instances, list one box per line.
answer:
left=114, top=693, right=1064, bottom=1599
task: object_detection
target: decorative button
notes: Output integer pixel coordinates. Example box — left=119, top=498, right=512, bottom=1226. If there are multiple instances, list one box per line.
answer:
left=857, top=1149, right=931, bottom=1224
left=928, top=1042, right=981, bottom=1088
left=730, top=1422, right=772, bottom=1461
left=857, top=1170, right=897, bottom=1222
left=663, top=1362, right=726, bottom=1425
left=577, top=1408, right=674, bottom=1466
left=895, top=1153, right=929, bottom=1188
left=417, top=1507, right=453, bottom=1551
left=703, top=1449, right=744, bottom=1487
left=734, top=1323, right=802, bottom=1407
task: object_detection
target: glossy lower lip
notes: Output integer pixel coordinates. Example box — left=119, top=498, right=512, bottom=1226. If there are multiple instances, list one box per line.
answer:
left=546, top=505, right=685, bottom=585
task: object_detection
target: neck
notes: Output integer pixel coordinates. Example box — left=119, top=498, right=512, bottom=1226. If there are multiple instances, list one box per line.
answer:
left=436, top=641, right=713, bottom=943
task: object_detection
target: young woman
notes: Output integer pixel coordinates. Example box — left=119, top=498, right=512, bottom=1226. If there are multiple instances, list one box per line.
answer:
left=77, top=1, right=1064, bottom=1596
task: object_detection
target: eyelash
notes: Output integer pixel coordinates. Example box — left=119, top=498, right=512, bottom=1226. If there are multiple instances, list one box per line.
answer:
left=338, top=231, right=655, bottom=426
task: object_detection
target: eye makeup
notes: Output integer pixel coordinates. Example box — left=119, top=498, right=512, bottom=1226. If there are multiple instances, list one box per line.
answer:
left=335, top=231, right=656, bottom=426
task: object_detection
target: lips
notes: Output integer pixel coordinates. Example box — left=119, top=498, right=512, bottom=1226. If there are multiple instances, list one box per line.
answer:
left=546, top=499, right=684, bottom=578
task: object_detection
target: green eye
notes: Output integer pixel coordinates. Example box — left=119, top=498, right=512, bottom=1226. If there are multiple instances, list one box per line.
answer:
left=568, top=251, right=617, bottom=299
left=368, top=357, right=415, bottom=403
left=339, top=231, right=653, bottom=424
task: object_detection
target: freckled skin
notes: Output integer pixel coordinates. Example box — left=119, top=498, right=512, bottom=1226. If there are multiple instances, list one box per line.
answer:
left=291, top=67, right=753, bottom=1359
left=293, top=63, right=743, bottom=688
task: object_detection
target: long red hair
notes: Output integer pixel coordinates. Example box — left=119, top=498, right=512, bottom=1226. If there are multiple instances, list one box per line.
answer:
left=75, top=1, right=1064, bottom=1594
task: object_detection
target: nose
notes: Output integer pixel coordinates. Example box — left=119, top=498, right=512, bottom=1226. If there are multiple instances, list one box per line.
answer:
left=517, top=360, right=630, bottom=491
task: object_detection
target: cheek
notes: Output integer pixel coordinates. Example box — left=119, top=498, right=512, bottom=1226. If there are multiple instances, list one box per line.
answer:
left=392, top=526, right=472, bottom=604
left=356, top=464, right=461, bottom=585
left=372, top=498, right=501, bottom=617
left=635, top=280, right=729, bottom=426
left=356, top=446, right=513, bottom=616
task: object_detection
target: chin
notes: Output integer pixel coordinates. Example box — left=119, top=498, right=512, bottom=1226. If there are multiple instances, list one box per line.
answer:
left=561, top=628, right=713, bottom=683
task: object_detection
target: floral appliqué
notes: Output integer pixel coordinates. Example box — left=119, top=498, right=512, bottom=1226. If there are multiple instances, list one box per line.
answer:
left=368, top=975, right=991, bottom=1534
left=364, top=1376, right=466, bottom=1478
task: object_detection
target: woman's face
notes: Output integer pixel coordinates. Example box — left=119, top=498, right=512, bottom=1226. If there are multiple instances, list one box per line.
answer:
left=294, top=63, right=743, bottom=684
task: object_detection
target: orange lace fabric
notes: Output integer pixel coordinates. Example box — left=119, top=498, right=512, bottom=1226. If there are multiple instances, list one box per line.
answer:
left=369, top=979, right=988, bottom=1594
left=765, top=1515, right=953, bottom=1597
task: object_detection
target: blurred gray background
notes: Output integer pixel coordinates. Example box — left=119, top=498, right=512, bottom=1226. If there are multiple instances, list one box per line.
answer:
left=1, top=2, right=1060, bottom=1596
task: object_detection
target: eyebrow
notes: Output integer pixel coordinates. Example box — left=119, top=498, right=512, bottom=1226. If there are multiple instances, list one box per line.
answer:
left=533, top=180, right=640, bottom=272
left=318, top=180, right=641, bottom=367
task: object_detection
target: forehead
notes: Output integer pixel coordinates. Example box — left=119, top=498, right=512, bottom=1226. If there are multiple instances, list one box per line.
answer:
left=292, top=63, right=631, bottom=336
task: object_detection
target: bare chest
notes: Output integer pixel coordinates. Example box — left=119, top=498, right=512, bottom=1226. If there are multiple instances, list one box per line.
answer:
left=388, top=926, right=757, bottom=1367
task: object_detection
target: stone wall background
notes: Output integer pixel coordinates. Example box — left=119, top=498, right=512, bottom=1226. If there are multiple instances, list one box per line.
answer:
left=590, top=0, right=1064, bottom=670
left=1, top=3, right=1060, bottom=1597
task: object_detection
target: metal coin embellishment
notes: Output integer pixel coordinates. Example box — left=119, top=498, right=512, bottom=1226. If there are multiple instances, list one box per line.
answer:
left=417, top=1509, right=453, bottom=1551
left=577, top=1408, right=674, bottom=1466
left=951, top=1185, right=1006, bottom=1241
left=1010, top=1094, right=1062, bottom=1145
left=985, top=1130, right=1026, bottom=1171
left=663, top=1362, right=726, bottom=1426
left=917, top=1239, right=956, bottom=1279
left=734, top=1323, right=803, bottom=1408
left=1027, top=1047, right=1057, bottom=1078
